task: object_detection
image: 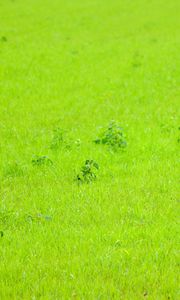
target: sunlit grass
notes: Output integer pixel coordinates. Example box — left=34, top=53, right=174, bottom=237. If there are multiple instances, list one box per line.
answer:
left=0, top=0, right=179, bottom=299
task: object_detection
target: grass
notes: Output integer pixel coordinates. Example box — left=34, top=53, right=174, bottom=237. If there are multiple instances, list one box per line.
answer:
left=0, top=0, right=179, bottom=299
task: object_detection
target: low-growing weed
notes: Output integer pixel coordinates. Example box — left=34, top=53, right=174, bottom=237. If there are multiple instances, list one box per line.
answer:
left=77, top=160, right=99, bottom=183
left=94, top=120, right=127, bottom=149
left=32, top=155, right=53, bottom=166
left=50, top=127, right=64, bottom=150
left=74, top=139, right=82, bottom=147
left=26, top=213, right=52, bottom=223
left=50, top=128, right=81, bottom=151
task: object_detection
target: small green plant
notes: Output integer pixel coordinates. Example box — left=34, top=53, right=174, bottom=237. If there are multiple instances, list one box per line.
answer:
left=74, top=139, right=82, bottom=147
left=77, top=160, right=99, bottom=183
left=50, top=128, right=64, bottom=150
left=94, top=120, right=127, bottom=149
left=50, top=127, right=81, bottom=150
left=26, top=213, right=52, bottom=223
left=32, top=155, right=53, bottom=166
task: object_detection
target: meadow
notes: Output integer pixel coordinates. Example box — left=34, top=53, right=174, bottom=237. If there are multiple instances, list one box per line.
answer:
left=0, top=0, right=179, bottom=299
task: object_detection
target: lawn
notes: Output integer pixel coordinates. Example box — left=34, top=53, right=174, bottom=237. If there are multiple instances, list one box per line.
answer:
left=0, top=0, right=179, bottom=299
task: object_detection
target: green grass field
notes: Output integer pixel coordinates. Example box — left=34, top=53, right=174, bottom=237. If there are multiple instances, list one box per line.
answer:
left=0, top=0, right=179, bottom=299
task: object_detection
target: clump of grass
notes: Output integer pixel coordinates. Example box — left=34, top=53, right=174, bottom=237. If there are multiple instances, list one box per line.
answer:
left=0, top=209, right=23, bottom=231
left=76, top=160, right=99, bottom=183
left=3, top=161, right=24, bottom=178
left=94, top=120, right=127, bottom=149
left=1, top=36, right=7, bottom=42
left=32, top=155, right=53, bottom=166
left=0, top=210, right=11, bottom=227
